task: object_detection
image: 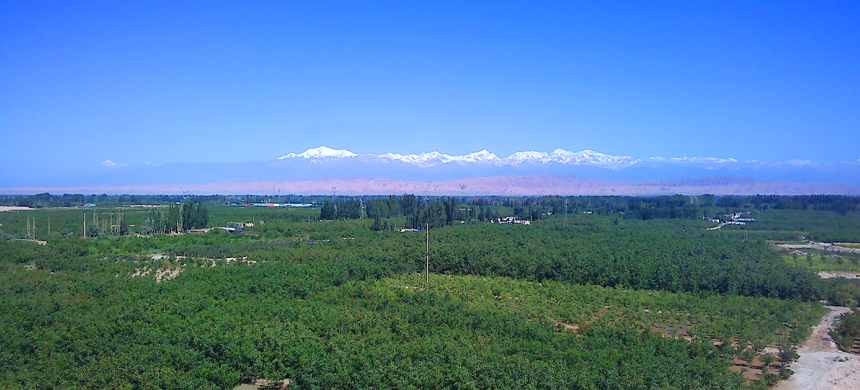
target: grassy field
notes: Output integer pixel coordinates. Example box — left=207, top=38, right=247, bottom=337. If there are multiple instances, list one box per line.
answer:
left=782, top=253, right=860, bottom=273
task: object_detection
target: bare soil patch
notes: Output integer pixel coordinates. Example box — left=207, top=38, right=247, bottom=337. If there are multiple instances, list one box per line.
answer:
left=10, top=238, right=47, bottom=245
left=776, top=306, right=860, bottom=390
left=778, top=242, right=860, bottom=255
left=0, top=206, right=33, bottom=212
left=818, top=271, right=860, bottom=280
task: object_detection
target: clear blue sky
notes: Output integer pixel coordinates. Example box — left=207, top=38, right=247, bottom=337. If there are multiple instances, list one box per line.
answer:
left=2, top=1, right=858, bottom=178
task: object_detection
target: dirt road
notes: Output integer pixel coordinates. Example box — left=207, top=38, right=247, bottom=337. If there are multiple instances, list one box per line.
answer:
left=818, top=271, right=860, bottom=280
left=777, top=242, right=860, bottom=255
left=776, top=306, right=860, bottom=390
left=0, top=206, right=33, bottom=212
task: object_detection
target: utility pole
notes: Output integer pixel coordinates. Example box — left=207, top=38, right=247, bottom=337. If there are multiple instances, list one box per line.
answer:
left=425, top=223, right=430, bottom=289
left=332, top=187, right=337, bottom=213
left=83, top=212, right=86, bottom=238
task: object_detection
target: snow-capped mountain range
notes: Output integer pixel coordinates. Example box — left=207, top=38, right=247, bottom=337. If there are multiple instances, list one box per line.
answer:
left=279, top=146, right=642, bottom=170
left=265, top=147, right=859, bottom=185
left=11, top=146, right=854, bottom=190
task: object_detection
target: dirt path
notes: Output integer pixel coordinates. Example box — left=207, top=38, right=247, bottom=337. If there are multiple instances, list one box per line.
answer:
left=776, top=306, right=860, bottom=390
left=0, top=206, right=33, bottom=212
left=777, top=242, right=860, bottom=255
left=818, top=271, right=860, bottom=280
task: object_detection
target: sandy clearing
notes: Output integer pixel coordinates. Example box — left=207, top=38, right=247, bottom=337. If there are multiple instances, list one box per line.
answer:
left=0, top=206, right=34, bottom=212
left=776, top=306, right=860, bottom=390
left=818, top=271, right=860, bottom=280
left=778, top=242, right=860, bottom=255
left=10, top=238, right=47, bottom=245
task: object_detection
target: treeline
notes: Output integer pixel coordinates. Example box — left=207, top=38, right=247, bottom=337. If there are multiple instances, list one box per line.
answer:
left=492, top=194, right=859, bottom=220
left=213, top=211, right=828, bottom=302
left=424, top=222, right=821, bottom=301
left=0, top=193, right=324, bottom=208
left=321, top=196, right=502, bottom=229
left=720, top=195, right=860, bottom=214
left=808, top=229, right=860, bottom=243
left=142, top=202, right=209, bottom=234
left=321, top=194, right=714, bottom=228
left=323, top=194, right=716, bottom=224
left=83, top=210, right=130, bottom=237
left=8, top=193, right=859, bottom=219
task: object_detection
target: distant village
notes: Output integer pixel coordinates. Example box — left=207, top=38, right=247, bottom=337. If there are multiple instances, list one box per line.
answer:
left=709, top=211, right=758, bottom=225
left=706, top=211, right=757, bottom=230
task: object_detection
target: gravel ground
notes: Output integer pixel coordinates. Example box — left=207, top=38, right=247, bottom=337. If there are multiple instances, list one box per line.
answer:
left=776, top=306, right=860, bottom=390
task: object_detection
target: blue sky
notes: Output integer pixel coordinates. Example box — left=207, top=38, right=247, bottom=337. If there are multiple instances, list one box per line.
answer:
left=2, top=1, right=859, bottom=180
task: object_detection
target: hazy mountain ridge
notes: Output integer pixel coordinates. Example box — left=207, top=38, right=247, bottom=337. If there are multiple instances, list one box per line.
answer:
left=4, top=175, right=857, bottom=196
left=274, top=146, right=857, bottom=173
left=3, top=146, right=858, bottom=191
left=278, top=146, right=642, bottom=170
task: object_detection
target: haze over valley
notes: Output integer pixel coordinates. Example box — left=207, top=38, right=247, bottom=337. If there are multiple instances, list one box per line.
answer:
left=3, top=146, right=857, bottom=195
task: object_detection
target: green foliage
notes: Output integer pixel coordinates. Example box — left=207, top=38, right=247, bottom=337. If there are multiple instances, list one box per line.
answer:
left=2, top=257, right=816, bottom=389
left=821, top=279, right=860, bottom=307
left=830, top=310, right=860, bottom=352
left=319, top=200, right=336, bottom=220
left=423, top=219, right=820, bottom=300
left=808, top=229, right=860, bottom=243
left=777, top=343, right=799, bottom=366
left=736, top=208, right=860, bottom=240
left=1, top=196, right=851, bottom=389
left=783, top=253, right=860, bottom=273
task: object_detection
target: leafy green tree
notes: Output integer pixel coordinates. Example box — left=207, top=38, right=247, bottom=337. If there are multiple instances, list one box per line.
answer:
left=778, top=343, right=799, bottom=366
left=166, top=204, right=180, bottom=232
left=830, top=310, right=860, bottom=351
left=194, top=203, right=209, bottom=228
left=370, top=216, right=383, bottom=231
left=181, top=201, right=195, bottom=231
left=320, top=200, right=336, bottom=220
left=119, top=213, right=129, bottom=235
left=741, top=348, right=756, bottom=367
left=760, top=353, right=776, bottom=373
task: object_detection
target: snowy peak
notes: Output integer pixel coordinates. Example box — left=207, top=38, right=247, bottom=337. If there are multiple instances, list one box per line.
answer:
left=505, top=151, right=551, bottom=165
left=378, top=151, right=455, bottom=167
left=497, top=149, right=638, bottom=169
left=276, top=146, right=639, bottom=169
left=278, top=146, right=357, bottom=162
left=274, top=146, right=747, bottom=171
left=539, top=149, right=640, bottom=170
left=378, top=150, right=502, bottom=167
left=100, top=160, right=127, bottom=168
left=648, top=156, right=739, bottom=164
left=458, top=150, right=501, bottom=164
